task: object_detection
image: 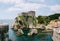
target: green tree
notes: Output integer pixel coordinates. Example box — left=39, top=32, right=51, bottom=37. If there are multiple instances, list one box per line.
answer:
left=37, top=16, right=47, bottom=24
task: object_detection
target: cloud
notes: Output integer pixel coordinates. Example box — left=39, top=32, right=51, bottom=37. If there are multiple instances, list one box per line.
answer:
left=0, top=0, right=47, bottom=18
left=49, top=5, right=60, bottom=12
left=24, top=0, right=45, bottom=3
left=5, top=3, right=46, bottom=12
left=0, top=0, right=60, bottom=19
left=0, top=0, right=24, bottom=4
left=40, top=0, right=45, bottom=3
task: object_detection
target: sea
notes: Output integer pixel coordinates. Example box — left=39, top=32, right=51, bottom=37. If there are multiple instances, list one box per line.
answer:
left=0, top=19, right=52, bottom=41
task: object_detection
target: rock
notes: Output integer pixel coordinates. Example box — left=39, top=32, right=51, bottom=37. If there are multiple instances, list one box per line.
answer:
left=12, top=22, right=20, bottom=30
left=0, top=23, right=9, bottom=33
left=4, top=37, right=9, bottom=41
left=0, top=23, right=9, bottom=41
left=13, top=26, right=18, bottom=30
left=45, top=26, right=53, bottom=30
left=28, top=33, right=32, bottom=36
left=16, top=29, right=24, bottom=36
left=28, top=29, right=38, bottom=36
left=4, top=33, right=9, bottom=38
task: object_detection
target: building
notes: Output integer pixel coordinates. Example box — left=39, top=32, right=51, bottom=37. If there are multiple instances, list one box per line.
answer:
left=21, top=12, right=28, bottom=16
left=52, top=17, right=60, bottom=41
left=52, top=28, right=60, bottom=41
left=47, top=19, right=60, bottom=29
left=28, top=11, right=35, bottom=17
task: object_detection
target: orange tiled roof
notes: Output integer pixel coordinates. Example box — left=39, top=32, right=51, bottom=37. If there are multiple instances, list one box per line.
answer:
left=48, top=20, right=60, bottom=27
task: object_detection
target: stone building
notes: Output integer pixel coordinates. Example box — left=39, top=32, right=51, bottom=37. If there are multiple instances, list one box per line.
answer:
left=28, top=11, right=35, bottom=17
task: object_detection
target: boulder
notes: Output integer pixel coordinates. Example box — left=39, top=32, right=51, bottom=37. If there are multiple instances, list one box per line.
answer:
left=4, top=37, right=9, bottom=41
left=16, top=29, right=24, bottom=36
left=28, top=29, right=38, bottom=36
left=12, top=22, right=20, bottom=30
left=45, top=26, right=53, bottom=30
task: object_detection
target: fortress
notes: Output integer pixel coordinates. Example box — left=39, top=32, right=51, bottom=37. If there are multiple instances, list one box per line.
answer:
left=12, top=11, right=39, bottom=36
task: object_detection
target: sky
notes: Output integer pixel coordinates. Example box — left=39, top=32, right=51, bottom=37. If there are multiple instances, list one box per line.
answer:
left=0, top=0, right=60, bottom=19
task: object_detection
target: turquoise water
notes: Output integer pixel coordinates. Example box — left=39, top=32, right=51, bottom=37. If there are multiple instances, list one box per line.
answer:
left=0, top=20, right=52, bottom=41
